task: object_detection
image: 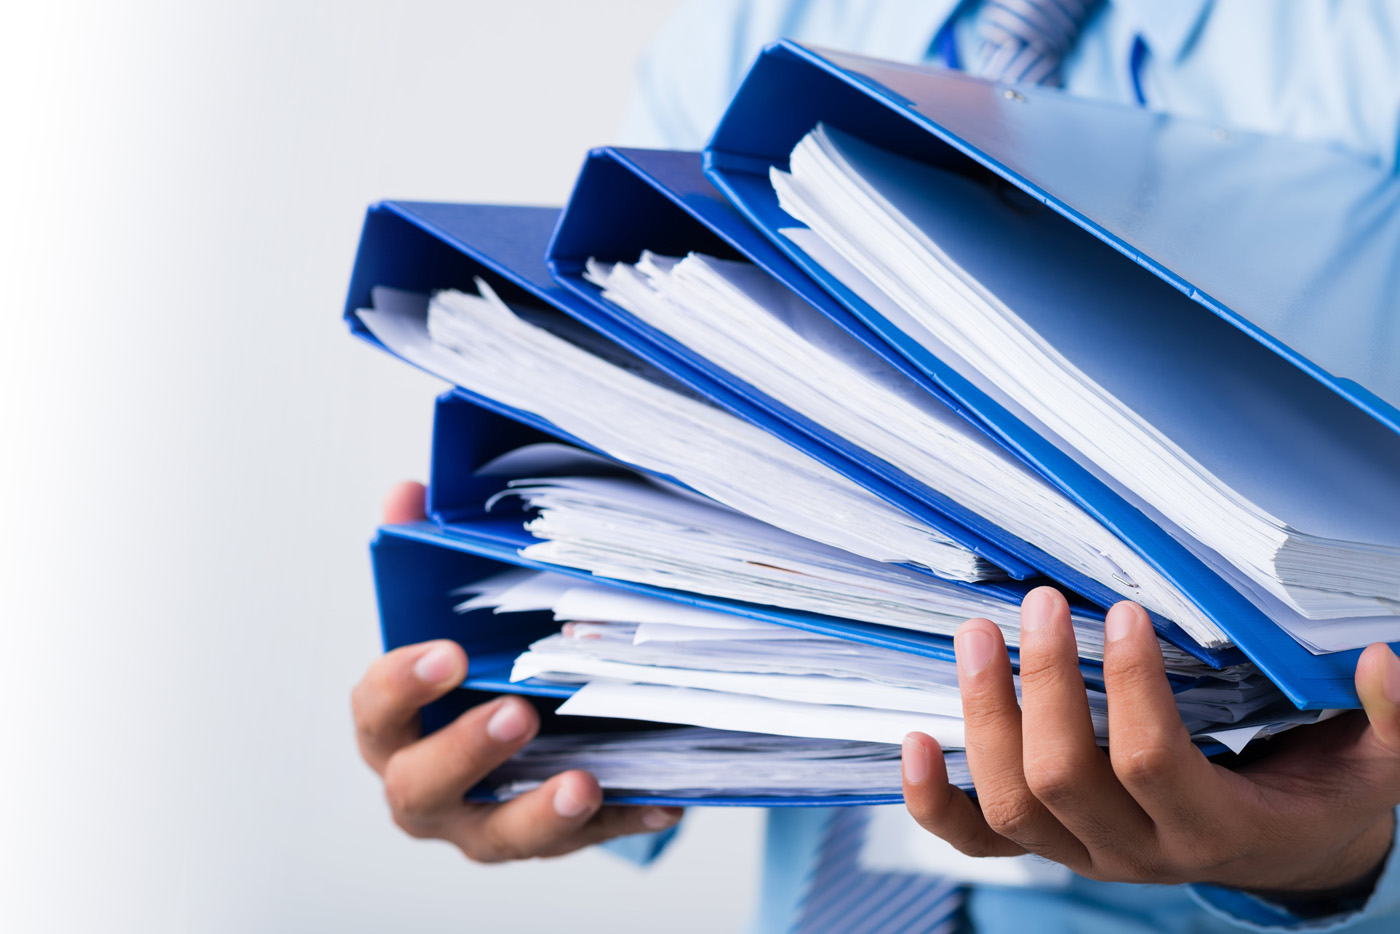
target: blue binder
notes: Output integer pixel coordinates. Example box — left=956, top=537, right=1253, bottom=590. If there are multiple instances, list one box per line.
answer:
left=545, top=147, right=1039, bottom=582
left=703, top=41, right=1400, bottom=708
left=342, top=199, right=1143, bottom=670
left=423, top=389, right=1161, bottom=693
left=543, top=144, right=1228, bottom=667
left=372, top=522, right=906, bottom=807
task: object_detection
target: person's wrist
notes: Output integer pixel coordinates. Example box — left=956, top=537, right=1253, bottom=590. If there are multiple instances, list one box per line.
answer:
left=1238, top=811, right=1395, bottom=914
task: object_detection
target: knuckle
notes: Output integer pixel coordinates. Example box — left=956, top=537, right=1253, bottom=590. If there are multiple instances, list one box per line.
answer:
left=961, top=702, right=1016, bottom=739
left=1024, top=754, right=1080, bottom=805
left=979, top=794, right=1041, bottom=840
left=1114, top=741, right=1178, bottom=788
left=473, top=822, right=523, bottom=864
left=352, top=666, right=403, bottom=729
left=349, top=679, right=385, bottom=736
left=1108, top=655, right=1161, bottom=693
left=1018, top=656, right=1074, bottom=694
left=349, top=680, right=369, bottom=722
left=382, top=758, right=433, bottom=824
left=390, top=810, right=435, bottom=841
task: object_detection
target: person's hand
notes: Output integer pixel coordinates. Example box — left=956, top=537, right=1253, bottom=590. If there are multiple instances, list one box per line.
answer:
left=351, top=481, right=683, bottom=862
left=901, top=586, right=1400, bottom=898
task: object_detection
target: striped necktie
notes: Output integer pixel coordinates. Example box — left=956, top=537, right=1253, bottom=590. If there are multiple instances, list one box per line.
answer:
left=793, top=808, right=965, bottom=934
left=798, top=12, right=1105, bottom=932
left=971, top=0, right=1103, bottom=87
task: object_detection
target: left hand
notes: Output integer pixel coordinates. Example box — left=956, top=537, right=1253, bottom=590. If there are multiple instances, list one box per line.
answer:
left=901, top=586, right=1400, bottom=897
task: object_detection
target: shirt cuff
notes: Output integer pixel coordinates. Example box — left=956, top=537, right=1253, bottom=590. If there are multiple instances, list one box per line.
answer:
left=598, top=823, right=682, bottom=867
left=1187, top=809, right=1400, bottom=931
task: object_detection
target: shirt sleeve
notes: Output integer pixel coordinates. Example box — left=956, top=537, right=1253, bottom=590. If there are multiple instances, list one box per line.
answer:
left=1187, top=809, right=1400, bottom=931
left=598, top=823, right=683, bottom=867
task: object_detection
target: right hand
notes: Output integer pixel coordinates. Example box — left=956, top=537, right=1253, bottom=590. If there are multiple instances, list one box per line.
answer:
left=351, top=481, right=683, bottom=862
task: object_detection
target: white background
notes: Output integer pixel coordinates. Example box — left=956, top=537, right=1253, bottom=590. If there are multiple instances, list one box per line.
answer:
left=0, top=2, right=766, bottom=930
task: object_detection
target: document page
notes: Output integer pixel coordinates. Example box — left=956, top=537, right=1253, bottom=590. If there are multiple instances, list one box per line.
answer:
left=773, top=124, right=1400, bottom=649
left=587, top=249, right=1225, bottom=648
left=356, top=283, right=990, bottom=579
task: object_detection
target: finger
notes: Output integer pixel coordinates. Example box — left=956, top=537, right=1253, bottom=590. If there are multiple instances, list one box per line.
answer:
left=957, top=618, right=1088, bottom=865
left=1018, top=588, right=1150, bottom=852
left=454, top=772, right=684, bottom=862
left=1102, top=602, right=1223, bottom=831
left=903, top=731, right=1024, bottom=857
left=352, top=640, right=467, bottom=773
left=382, top=695, right=537, bottom=833
left=383, top=481, right=427, bottom=523
left=1355, top=643, right=1400, bottom=762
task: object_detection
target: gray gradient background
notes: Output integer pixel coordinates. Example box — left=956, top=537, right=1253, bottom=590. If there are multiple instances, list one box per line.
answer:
left=0, top=2, right=765, bottom=930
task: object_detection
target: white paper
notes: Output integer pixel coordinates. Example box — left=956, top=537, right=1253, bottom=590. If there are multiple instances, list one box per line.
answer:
left=585, top=248, right=1215, bottom=643
left=514, top=653, right=963, bottom=716
left=553, top=582, right=789, bottom=629
left=356, top=283, right=990, bottom=580
left=500, top=473, right=1213, bottom=673
left=484, top=727, right=934, bottom=798
left=633, top=622, right=827, bottom=643
left=773, top=123, right=1400, bottom=649
left=555, top=681, right=967, bottom=747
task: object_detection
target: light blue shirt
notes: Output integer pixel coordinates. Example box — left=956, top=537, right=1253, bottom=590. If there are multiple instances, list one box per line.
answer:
left=610, top=1, right=1400, bottom=930
left=618, top=0, right=1400, bottom=174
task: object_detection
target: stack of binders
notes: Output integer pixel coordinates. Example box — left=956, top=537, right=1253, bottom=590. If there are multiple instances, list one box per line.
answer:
left=346, top=42, right=1400, bottom=806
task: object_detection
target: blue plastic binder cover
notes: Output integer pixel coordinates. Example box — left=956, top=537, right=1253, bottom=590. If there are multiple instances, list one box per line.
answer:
left=703, top=41, right=1398, bottom=708
left=546, top=147, right=1047, bottom=578
left=340, top=202, right=1091, bottom=660
left=544, top=145, right=1223, bottom=663
left=424, top=389, right=1235, bottom=695
left=343, top=199, right=706, bottom=489
left=345, top=195, right=1054, bottom=602
left=344, top=202, right=597, bottom=454
left=372, top=523, right=903, bottom=807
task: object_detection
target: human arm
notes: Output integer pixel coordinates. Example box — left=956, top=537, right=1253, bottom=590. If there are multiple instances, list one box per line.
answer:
left=900, top=587, right=1400, bottom=908
left=350, top=481, right=682, bottom=862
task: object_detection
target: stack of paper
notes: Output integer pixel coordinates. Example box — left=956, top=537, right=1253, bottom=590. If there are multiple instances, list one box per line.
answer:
left=771, top=124, right=1400, bottom=653
left=585, top=250, right=1222, bottom=646
left=479, top=445, right=1207, bottom=671
left=348, top=42, right=1400, bottom=801
left=447, top=566, right=1311, bottom=800
left=359, top=283, right=993, bottom=581
left=485, top=728, right=934, bottom=800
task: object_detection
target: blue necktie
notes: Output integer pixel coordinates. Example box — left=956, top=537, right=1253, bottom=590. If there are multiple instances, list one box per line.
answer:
left=792, top=808, right=965, bottom=934
left=798, top=8, right=1104, bottom=932
left=971, top=0, right=1103, bottom=87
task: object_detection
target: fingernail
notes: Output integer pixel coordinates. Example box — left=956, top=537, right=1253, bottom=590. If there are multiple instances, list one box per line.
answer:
left=642, top=807, right=682, bottom=831
left=1020, top=587, right=1057, bottom=633
left=553, top=783, right=591, bottom=819
left=956, top=627, right=995, bottom=675
left=902, top=733, right=929, bottom=785
left=487, top=698, right=531, bottom=743
left=1384, top=648, right=1400, bottom=705
left=413, top=643, right=459, bottom=685
left=1104, top=603, right=1141, bottom=643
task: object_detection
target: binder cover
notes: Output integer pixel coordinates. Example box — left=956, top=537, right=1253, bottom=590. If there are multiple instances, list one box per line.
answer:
left=425, top=389, right=1219, bottom=695
left=372, top=522, right=904, bottom=807
left=703, top=41, right=1394, bottom=708
left=342, top=198, right=1134, bottom=655
left=544, top=145, right=1224, bottom=664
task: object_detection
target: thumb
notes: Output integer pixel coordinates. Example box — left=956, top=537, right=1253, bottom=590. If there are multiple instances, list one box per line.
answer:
left=1356, top=643, right=1400, bottom=755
